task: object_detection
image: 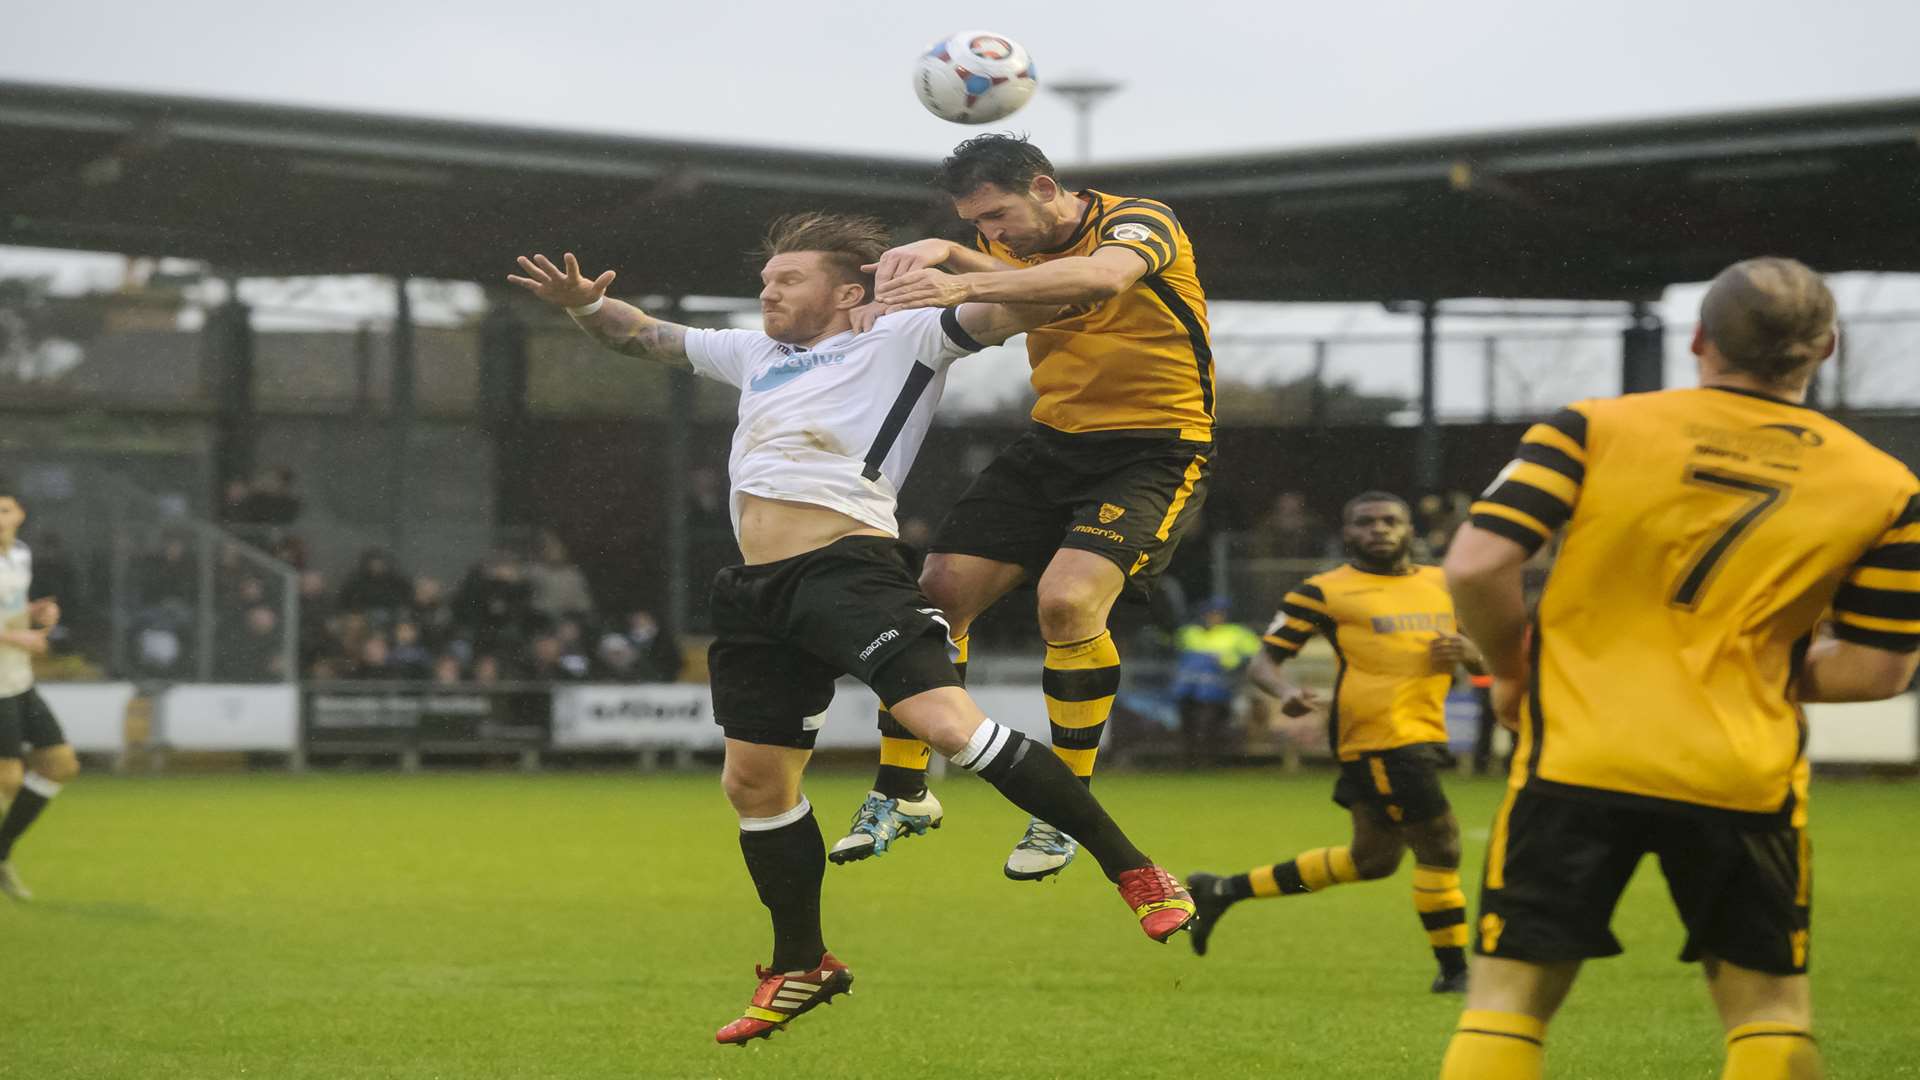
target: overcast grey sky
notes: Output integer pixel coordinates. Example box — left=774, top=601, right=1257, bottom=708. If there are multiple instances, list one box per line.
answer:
left=3, top=0, right=1917, bottom=161
left=4, top=0, right=1918, bottom=415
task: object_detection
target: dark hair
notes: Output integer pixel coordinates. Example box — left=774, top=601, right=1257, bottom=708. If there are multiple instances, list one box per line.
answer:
left=938, top=133, right=1056, bottom=197
left=1343, top=490, right=1410, bottom=523
left=1699, top=257, right=1836, bottom=384
left=0, top=475, right=15, bottom=500
left=761, top=212, right=891, bottom=304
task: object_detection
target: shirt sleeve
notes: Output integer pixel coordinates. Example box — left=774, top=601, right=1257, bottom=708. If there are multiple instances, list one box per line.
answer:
left=1262, top=581, right=1333, bottom=661
left=1094, top=198, right=1182, bottom=276
left=681, top=327, right=765, bottom=388
left=1831, top=490, right=1920, bottom=652
left=1469, top=405, right=1589, bottom=556
left=874, top=308, right=987, bottom=370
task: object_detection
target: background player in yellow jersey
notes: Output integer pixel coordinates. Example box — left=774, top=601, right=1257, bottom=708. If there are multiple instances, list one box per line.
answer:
left=1185, top=492, right=1483, bottom=992
left=828, top=135, right=1214, bottom=880
left=1437, top=258, right=1920, bottom=1080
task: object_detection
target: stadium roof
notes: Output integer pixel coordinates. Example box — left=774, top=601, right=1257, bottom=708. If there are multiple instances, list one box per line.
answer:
left=4, top=80, right=1919, bottom=301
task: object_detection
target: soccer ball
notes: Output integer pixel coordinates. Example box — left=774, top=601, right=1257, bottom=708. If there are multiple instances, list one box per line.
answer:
left=914, top=31, right=1037, bottom=124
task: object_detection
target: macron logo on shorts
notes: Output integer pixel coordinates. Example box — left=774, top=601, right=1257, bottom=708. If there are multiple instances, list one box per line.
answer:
left=859, top=629, right=900, bottom=662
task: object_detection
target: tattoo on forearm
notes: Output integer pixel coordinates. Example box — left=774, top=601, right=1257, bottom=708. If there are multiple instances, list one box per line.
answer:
left=579, top=303, right=690, bottom=367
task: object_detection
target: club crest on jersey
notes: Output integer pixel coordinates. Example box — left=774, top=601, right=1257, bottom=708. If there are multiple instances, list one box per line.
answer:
left=1108, top=223, right=1153, bottom=243
left=748, top=350, right=849, bottom=393
left=1098, top=503, right=1127, bottom=524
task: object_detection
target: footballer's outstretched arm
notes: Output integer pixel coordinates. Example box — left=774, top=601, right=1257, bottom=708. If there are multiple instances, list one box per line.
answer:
left=508, top=252, right=692, bottom=370
left=879, top=246, right=1147, bottom=310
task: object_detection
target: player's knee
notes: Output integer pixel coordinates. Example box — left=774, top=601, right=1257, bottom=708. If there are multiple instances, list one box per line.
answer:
left=1035, top=578, right=1105, bottom=638
left=1351, top=845, right=1402, bottom=880
left=720, top=757, right=792, bottom=817
left=1418, top=831, right=1462, bottom=868
left=0, top=763, right=19, bottom=801
left=885, top=693, right=975, bottom=757
left=38, top=753, right=79, bottom=784
left=918, top=561, right=977, bottom=628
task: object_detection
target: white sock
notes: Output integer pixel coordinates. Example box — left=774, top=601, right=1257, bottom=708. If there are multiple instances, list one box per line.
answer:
left=949, top=719, right=1012, bottom=774
left=21, top=772, right=62, bottom=798
left=739, top=796, right=810, bottom=832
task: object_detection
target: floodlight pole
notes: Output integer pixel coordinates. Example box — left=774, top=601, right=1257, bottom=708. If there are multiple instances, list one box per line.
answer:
left=1050, top=77, right=1124, bottom=163
left=1416, top=301, right=1442, bottom=497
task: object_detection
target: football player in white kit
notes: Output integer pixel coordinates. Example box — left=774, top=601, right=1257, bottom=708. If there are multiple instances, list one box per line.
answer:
left=509, top=213, right=1195, bottom=1045
left=0, top=482, right=80, bottom=901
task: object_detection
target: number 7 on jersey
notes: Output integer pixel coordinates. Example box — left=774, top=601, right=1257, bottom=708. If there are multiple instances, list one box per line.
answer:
left=1671, top=467, right=1791, bottom=610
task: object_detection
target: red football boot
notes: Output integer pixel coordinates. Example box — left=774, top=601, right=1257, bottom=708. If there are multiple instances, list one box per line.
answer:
left=1117, top=865, right=1197, bottom=943
left=714, top=952, right=854, bottom=1045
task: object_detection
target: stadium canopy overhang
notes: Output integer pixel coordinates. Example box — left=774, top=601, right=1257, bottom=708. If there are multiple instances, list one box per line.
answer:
left=3, top=80, right=1919, bottom=302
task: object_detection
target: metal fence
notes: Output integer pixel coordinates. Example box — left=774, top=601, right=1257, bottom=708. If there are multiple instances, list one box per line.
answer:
left=0, top=465, right=300, bottom=683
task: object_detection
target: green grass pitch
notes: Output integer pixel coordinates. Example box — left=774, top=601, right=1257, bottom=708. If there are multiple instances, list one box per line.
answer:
left=5, top=769, right=1917, bottom=1078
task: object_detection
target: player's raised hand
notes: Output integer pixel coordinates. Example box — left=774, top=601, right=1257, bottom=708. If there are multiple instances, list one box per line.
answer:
left=875, top=267, right=971, bottom=311
left=1279, top=686, right=1324, bottom=718
left=507, top=252, right=615, bottom=309
left=865, top=239, right=954, bottom=293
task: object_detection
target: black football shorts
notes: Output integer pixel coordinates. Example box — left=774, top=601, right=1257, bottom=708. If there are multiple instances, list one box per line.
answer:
left=929, top=424, right=1211, bottom=587
left=707, top=536, right=961, bottom=749
left=1333, top=742, right=1455, bottom=825
left=0, top=688, right=67, bottom=759
left=1475, top=788, right=1811, bottom=975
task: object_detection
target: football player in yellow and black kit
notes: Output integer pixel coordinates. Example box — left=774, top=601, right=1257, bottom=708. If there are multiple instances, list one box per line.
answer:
left=1437, top=258, right=1920, bottom=1080
left=829, top=134, right=1214, bottom=883
left=1186, top=492, right=1483, bottom=993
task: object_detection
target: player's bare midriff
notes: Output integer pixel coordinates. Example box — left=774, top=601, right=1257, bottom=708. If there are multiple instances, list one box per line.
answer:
left=737, top=493, right=890, bottom=565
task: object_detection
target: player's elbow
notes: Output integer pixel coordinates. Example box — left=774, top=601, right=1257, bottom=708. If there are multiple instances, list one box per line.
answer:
left=1443, top=526, right=1525, bottom=591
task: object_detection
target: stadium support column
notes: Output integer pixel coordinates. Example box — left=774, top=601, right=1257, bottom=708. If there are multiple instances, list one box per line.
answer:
left=479, top=290, right=530, bottom=530
left=663, top=300, right=695, bottom=638
left=388, top=277, right=416, bottom=561
left=205, top=282, right=256, bottom=512
left=1622, top=301, right=1664, bottom=394
left=1415, top=301, right=1442, bottom=496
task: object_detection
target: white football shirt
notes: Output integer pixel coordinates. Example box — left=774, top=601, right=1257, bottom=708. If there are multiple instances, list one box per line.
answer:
left=683, top=307, right=984, bottom=539
left=0, top=541, right=33, bottom=696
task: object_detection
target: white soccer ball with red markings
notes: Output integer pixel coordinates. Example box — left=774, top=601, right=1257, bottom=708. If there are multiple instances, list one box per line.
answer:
left=914, top=31, right=1038, bottom=124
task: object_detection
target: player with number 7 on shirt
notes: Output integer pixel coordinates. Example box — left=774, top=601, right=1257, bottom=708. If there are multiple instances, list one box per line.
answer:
left=507, top=214, right=1195, bottom=1047
left=1436, top=257, right=1920, bottom=1080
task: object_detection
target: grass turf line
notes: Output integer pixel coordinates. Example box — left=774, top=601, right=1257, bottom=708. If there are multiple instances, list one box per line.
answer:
left=2, top=771, right=1916, bottom=1079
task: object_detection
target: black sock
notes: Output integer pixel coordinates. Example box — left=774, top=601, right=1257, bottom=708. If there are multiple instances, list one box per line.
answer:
left=0, top=787, right=51, bottom=861
left=738, top=802, right=827, bottom=972
left=975, top=732, right=1149, bottom=882
left=873, top=764, right=927, bottom=800
left=1217, top=874, right=1256, bottom=902
left=1436, top=946, right=1468, bottom=976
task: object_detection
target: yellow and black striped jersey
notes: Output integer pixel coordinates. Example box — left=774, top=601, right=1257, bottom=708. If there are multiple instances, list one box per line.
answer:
left=976, top=190, right=1214, bottom=441
left=1472, top=386, right=1920, bottom=821
left=1263, top=563, right=1457, bottom=760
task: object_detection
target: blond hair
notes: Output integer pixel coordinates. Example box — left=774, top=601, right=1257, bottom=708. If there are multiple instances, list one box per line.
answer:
left=761, top=212, right=891, bottom=303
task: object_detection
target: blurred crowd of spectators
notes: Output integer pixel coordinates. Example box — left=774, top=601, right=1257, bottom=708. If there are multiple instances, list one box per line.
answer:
left=110, top=467, right=686, bottom=684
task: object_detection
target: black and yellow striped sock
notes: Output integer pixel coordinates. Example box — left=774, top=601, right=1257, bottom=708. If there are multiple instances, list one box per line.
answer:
left=872, top=634, right=967, bottom=800
left=1722, top=1022, right=1821, bottom=1080
left=1440, top=1010, right=1545, bottom=1080
left=1414, top=864, right=1470, bottom=975
left=1229, top=846, right=1361, bottom=898
left=1043, top=631, right=1120, bottom=783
